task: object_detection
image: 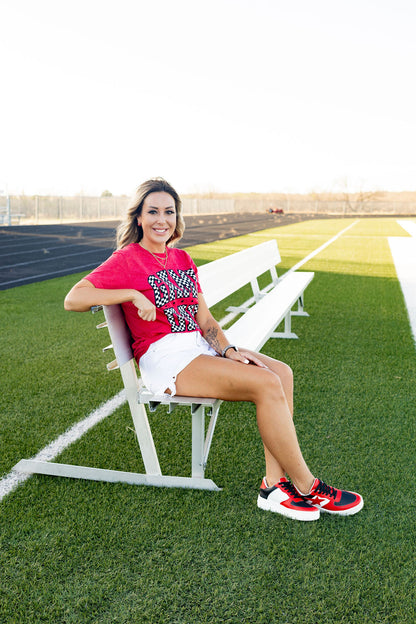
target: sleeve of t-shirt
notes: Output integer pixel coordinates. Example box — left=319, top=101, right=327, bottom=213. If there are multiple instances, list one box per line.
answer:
left=85, top=249, right=130, bottom=290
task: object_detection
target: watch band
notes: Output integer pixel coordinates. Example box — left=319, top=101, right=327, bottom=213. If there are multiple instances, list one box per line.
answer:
left=221, top=344, right=238, bottom=358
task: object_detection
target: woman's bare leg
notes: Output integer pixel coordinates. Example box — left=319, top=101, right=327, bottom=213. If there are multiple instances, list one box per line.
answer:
left=239, top=350, right=294, bottom=485
left=174, top=353, right=314, bottom=493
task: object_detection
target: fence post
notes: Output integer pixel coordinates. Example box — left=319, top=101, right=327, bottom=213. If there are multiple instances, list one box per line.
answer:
left=6, top=196, right=11, bottom=226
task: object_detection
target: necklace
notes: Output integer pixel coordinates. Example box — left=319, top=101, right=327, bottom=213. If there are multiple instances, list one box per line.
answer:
left=140, top=243, right=169, bottom=270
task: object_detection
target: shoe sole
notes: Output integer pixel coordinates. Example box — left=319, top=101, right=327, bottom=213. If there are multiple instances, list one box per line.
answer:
left=257, top=495, right=320, bottom=521
left=312, top=498, right=364, bottom=516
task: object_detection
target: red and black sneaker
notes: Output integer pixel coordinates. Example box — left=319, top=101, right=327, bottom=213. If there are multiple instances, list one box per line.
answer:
left=257, top=477, right=320, bottom=521
left=301, top=478, right=364, bottom=516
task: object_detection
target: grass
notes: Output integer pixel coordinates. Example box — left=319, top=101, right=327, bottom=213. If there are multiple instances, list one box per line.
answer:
left=1, top=217, right=415, bottom=623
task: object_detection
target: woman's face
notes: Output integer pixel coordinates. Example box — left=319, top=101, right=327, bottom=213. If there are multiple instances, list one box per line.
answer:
left=139, top=191, right=177, bottom=250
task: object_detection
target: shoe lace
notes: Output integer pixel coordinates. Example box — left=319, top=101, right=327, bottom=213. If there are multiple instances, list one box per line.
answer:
left=315, top=480, right=337, bottom=499
left=280, top=480, right=301, bottom=498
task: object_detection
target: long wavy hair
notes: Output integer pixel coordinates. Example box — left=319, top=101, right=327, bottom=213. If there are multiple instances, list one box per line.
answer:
left=116, top=178, right=185, bottom=249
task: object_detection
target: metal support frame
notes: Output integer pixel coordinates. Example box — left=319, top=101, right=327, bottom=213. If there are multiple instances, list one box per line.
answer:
left=270, top=293, right=309, bottom=339
left=271, top=294, right=310, bottom=339
left=270, top=310, right=298, bottom=339
left=14, top=395, right=222, bottom=491
left=138, top=390, right=222, bottom=489
left=291, top=294, right=310, bottom=317
left=225, top=267, right=280, bottom=317
left=13, top=460, right=220, bottom=490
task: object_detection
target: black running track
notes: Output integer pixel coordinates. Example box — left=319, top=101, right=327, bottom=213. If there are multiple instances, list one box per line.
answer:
left=0, top=212, right=318, bottom=290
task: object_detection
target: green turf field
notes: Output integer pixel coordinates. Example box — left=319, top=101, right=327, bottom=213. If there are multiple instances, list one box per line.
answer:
left=1, top=218, right=415, bottom=623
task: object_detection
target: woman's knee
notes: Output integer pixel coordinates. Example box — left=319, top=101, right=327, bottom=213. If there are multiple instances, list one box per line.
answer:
left=271, top=360, right=293, bottom=384
left=281, top=363, right=294, bottom=395
left=250, top=368, right=287, bottom=403
left=252, top=351, right=293, bottom=382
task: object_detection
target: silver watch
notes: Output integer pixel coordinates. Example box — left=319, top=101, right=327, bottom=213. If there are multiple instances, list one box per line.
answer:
left=221, top=344, right=238, bottom=358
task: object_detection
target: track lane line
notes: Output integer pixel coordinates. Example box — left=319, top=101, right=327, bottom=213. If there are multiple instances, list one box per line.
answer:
left=0, top=261, right=111, bottom=287
left=1, top=246, right=114, bottom=270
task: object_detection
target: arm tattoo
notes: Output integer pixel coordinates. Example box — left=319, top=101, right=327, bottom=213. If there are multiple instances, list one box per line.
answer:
left=204, top=325, right=222, bottom=354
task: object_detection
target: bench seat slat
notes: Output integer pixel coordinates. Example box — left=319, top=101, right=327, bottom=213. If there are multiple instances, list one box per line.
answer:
left=138, top=387, right=219, bottom=407
left=225, top=272, right=314, bottom=351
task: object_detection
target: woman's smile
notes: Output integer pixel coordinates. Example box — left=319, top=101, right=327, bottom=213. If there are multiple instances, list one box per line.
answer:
left=139, top=191, right=177, bottom=252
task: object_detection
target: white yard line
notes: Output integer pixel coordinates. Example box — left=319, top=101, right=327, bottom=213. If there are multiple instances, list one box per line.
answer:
left=284, top=220, right=359, bottom=274
left=0, top=391, right=126, bottom=502
left=397, top=219, right=416, bottom=237
left=0, top=218, right=362, bottom=503
left=389, top=220, right=416, bottom=346
left=219, top=220, right=360, bottom=328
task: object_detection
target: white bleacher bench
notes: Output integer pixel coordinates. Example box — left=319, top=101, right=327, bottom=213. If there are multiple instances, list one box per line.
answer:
left=14, top=240, right=314, bottom=491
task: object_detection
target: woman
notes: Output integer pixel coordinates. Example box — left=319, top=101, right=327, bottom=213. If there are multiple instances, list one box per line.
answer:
left=65, top=178, right=363, bottom=521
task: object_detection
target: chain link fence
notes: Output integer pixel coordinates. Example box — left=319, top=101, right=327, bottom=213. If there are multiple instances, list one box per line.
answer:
left=2, top=195, right=416, bottom=225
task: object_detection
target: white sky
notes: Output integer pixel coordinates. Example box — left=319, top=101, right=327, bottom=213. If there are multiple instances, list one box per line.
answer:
left=1, top=0, right=416, bottom=196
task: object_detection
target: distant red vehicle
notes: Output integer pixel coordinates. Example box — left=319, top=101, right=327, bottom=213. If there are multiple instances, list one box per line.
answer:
left=268, top=207, right=284, bottom=214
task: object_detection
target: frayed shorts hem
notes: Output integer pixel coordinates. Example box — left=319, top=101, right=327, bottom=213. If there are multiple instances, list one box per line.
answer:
left=139, top=331, right=218, bottom=397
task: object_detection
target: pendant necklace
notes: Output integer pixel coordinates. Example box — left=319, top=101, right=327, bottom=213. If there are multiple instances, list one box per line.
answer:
left=140, top=244, right=169, bottom=270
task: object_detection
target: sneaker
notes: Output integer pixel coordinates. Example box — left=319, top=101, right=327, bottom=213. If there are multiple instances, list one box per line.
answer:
left=301, top=478, right=364, bottom=516
left=257, top=477, right=320, bottom=521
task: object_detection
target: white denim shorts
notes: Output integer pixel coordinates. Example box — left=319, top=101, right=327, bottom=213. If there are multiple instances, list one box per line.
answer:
left=139, top=331, right=218, bottom=397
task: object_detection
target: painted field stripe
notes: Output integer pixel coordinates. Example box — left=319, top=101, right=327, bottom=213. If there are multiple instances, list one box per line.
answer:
left=397, top=219, right=416, bottom=237
left=389, top=220, right=416, bottom=346
left=0, top=391, right=126, bottom=503
left=283, top=220, right=359, bottom=275
left=218, top=220, right=360, bottom=328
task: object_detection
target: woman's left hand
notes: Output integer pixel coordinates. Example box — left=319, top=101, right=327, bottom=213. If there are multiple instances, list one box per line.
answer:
left=225, top=348, right=268, bottom=369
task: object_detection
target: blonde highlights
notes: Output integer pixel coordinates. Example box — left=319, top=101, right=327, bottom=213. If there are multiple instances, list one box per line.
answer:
left=116, top=178, right=185, bottom=249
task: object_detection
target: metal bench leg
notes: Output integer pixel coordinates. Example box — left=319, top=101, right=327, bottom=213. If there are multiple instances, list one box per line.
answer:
left=131, top=402, right=162, bottom=476
left=191, top=404, right=205, bottom=479
left=271, top=311, right=299, bottom=339
left=203, top=402, right=221, bottom=470
left=291, top=294, right=310, bottom=317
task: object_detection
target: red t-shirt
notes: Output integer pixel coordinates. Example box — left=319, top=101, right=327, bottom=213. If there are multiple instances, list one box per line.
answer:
left=85, top=244, right=203, bottom=362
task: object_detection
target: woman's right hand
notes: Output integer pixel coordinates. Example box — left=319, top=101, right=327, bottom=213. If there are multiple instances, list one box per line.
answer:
left=131, top=292, right=157, bottom=321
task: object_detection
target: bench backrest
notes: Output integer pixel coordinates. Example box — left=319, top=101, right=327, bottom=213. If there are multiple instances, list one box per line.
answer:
left=198, top=239, right=280, bottom=307
left=103, top=239, right=281, bottom=369
left=104, top=303, right=135, bottom=368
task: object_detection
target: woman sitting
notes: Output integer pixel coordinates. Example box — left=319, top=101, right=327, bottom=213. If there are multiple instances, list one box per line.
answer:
left=64, top=178, right=363, bottom=521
